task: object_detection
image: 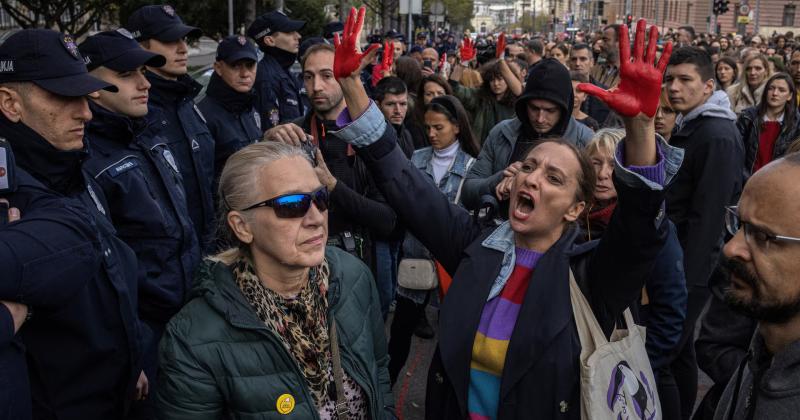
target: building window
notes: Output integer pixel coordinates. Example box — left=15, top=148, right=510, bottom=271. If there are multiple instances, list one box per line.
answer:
left=783, top=4, right=796, bottom=27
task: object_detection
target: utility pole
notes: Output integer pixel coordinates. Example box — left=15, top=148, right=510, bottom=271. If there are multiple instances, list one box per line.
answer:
left=274, top=0, right=284, bottom=13
left=754, top=0, right=761, bottom=33
left=228, top=0, right=234, bottom=36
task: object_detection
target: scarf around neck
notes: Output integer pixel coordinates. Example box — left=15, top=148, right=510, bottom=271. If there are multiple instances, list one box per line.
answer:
left=205, top=72, right=256, bottom=113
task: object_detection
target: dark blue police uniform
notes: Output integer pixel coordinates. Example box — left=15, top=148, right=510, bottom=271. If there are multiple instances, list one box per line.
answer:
left=126, top=4, right=216, bottom=250
left=247, top=10, right=306, bottom=130
left=197, top=35, right=262, bottom=180
left=0, top=29, right=143, bottom=419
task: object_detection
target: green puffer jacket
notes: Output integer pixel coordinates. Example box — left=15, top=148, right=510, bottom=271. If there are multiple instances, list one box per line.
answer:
left=156, top=246, right=395, bottom=419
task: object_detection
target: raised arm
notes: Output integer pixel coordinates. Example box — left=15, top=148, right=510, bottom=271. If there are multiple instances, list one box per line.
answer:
left=331, top=7, right=482, bottom=272
left=495, top=33, right=523, bottom=97
left=578, top=20, right=680, bottom=330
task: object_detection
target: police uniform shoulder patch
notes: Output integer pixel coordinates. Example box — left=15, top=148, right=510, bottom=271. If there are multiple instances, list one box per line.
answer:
left=116, top=28, right=134, bottom=39
left=162, top=5, right=176, bottom=16
left=62, top=35, right=81, bottom=60
left=269, top=108, right=280, bottom=126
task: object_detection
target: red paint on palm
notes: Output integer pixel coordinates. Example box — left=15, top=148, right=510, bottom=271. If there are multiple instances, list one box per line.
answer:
left=333, top=6, right=379, bottom=79
left=459, top=36, right=476, bottom=62
left=577, top=19, right=673, bottom=118
left=496, top=32, right=506, bottom=59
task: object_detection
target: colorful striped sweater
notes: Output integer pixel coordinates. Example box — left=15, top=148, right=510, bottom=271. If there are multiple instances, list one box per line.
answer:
left=467, top=247, right=543, bottom=420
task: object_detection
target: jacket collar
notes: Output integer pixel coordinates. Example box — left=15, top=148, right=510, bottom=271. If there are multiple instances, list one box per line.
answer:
left=413, top=145, right=474, bottom=180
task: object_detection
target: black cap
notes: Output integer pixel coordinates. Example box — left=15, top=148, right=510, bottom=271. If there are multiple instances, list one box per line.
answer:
left=125, top=5, right=202, bottom=42
left=216, top=35, right=258, bottom=64
left=247, top=11, right=305, bottom=43
left=79, top=29, right=166, bottom=72
left=385, top=29, right=403, bottom=40
left=0, top=29, right=115, bottom=96
left=299, top=37, right=326, bottom=59
left=322, top=21, right=344, bottom=40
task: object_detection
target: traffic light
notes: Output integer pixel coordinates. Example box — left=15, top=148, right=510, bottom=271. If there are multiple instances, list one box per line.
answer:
left=626, top=14, right=633, bottom=28
left=720, top=0, right=729, bottom=14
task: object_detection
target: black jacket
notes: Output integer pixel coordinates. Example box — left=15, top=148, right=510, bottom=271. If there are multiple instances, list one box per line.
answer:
left=736, top=107, right=800, bottom=178
left=147, top=71, right=216, bottom=250
left=353, top=121, right=671, bottom=419
left=197, top=73, right=262, bottom=181
left=666, top=114, right=744, bottom=288
left=254, top=51, right=304, bottom=130
left=83, top=103, right=201, bottom=326
left=581, top=76, right=611, bottom=126
left=2, top=120, right=142, bottom=419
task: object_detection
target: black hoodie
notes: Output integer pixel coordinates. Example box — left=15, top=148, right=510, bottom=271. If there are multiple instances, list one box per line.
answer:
left=510, top=58, right=574, bottom=162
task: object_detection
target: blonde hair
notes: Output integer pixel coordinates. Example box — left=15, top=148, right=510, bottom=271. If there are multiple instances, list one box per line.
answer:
left=585, top=128, right=625, bottom=160
left=213, top=141, right=309, bottom=264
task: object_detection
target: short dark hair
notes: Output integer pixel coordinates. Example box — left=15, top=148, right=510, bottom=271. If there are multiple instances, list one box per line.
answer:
left=373, top=76, right=407, bottom=103
left=527, top=39, right=544, bottom=55
left=300, top=43, right=335, bottom=70
left=571, top=43, right=591, bottom=55
left=603, top=24, right=621, bottom=40
left=668, top=46, right=714, bottom=82
left=678, top=26, right=696, bottom=40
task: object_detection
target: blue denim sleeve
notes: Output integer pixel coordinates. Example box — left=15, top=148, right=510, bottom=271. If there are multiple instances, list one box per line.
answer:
left=331, top=101, right=388, bottom=147
left=614, top=135, right=684, bottom=190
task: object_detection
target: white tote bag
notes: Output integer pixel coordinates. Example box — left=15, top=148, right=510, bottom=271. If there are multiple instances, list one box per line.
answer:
left=568, top=270, right=661, bottom=420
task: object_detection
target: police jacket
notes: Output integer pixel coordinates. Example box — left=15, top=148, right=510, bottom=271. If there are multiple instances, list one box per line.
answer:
left=83, top=103, right=201, bottom=325
left=1, top=118, right=142, bottom=419
left=197, top=72, right=262, bottom=180
left=254, top=49, right=304, bottom=131
left=147, top=71, right=216, bottom=250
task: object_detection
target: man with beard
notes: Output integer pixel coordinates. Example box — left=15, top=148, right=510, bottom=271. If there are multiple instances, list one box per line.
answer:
left=248, top=10, right=305, bottom=131
left=591, top=24, right=622, bottom=88
left=263, top=43, right=399, bottom=268
left=714, top=153, right=800, bottom=419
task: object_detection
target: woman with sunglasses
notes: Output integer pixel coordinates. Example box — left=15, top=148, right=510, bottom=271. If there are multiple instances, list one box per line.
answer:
left=156, top=142, right=394, bottom=419
left=331, top=10, right=679, bottom=418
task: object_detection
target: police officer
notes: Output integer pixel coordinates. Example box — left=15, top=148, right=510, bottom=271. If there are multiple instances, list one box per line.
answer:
left=125, top=5, right=217, bottom=250
left=197, top=35, right=262, bottom=181
left=0, top=29, right=143, bottom=419
left=78, top=29, right=202, bottom=417
left=247, top=10, right=306, bottom=131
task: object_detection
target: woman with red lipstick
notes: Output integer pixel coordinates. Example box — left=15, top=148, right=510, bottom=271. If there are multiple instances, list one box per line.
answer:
left=156, top=141, right=394, bottom=419
left=329, top=9, right=680, bottom=419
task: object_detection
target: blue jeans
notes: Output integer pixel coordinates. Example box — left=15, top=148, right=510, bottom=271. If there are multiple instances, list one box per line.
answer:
left=374, top=240, right=400, bottom=318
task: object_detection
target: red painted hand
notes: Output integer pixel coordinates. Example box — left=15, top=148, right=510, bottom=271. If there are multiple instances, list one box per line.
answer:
left=333, top=6, right=379, bottom=79
left=459, top=36, right=476, bottom=62
left=496, top=32, right=506, bottom=59
left=577, top=19, right=672, bottom=118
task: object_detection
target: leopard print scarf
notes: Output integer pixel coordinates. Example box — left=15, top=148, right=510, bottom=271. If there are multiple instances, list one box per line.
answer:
left=233, top=256, right=332, bottom=408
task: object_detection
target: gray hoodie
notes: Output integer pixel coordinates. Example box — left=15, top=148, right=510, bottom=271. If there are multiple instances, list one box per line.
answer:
left=714, top=330, right=800, bottom=419
left=676, top=90, right=737, bottom=128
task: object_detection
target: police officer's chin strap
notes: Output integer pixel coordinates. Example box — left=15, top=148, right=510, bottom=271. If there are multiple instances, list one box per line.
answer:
left=264, top=46, right=298, bottom=69
left=0, top=115, right=88, bottom=196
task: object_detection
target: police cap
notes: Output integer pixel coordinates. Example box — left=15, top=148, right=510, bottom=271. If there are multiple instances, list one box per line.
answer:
left=216, top=35, right=258, bottom=64
left=125, top=5, right=202, bottom=42
left=247, top=11, right=305, bottom=43
left=79, top=29, right=167, bottom=72
left=0, top=29, right=116, bottom=96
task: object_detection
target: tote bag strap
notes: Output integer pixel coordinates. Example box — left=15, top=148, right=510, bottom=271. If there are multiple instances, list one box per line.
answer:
left=568, top=269, right=609, bottom=358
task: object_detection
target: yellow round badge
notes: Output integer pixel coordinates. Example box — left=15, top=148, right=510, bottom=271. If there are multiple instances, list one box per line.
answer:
left=276, top=393, right=295, bottom=415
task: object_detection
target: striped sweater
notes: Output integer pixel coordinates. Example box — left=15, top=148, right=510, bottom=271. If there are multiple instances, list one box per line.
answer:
left=467, top=247, right=543, bottom=420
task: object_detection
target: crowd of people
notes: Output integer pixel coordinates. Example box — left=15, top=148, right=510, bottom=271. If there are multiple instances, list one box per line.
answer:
left=2, top=3, right=800, bottom=420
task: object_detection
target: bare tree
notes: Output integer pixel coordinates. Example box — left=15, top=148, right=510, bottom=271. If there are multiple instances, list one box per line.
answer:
left=0, top=0, right=114, bottom=37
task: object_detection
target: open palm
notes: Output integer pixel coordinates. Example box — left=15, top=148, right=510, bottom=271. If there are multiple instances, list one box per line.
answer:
left=578, top=20, right=673, bottom=118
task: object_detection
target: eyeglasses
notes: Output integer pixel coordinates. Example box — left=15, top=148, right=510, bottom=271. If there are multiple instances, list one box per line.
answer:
left=725, top=206, right=800, bottom=250
left=241, top=186, right=329, bottom=218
